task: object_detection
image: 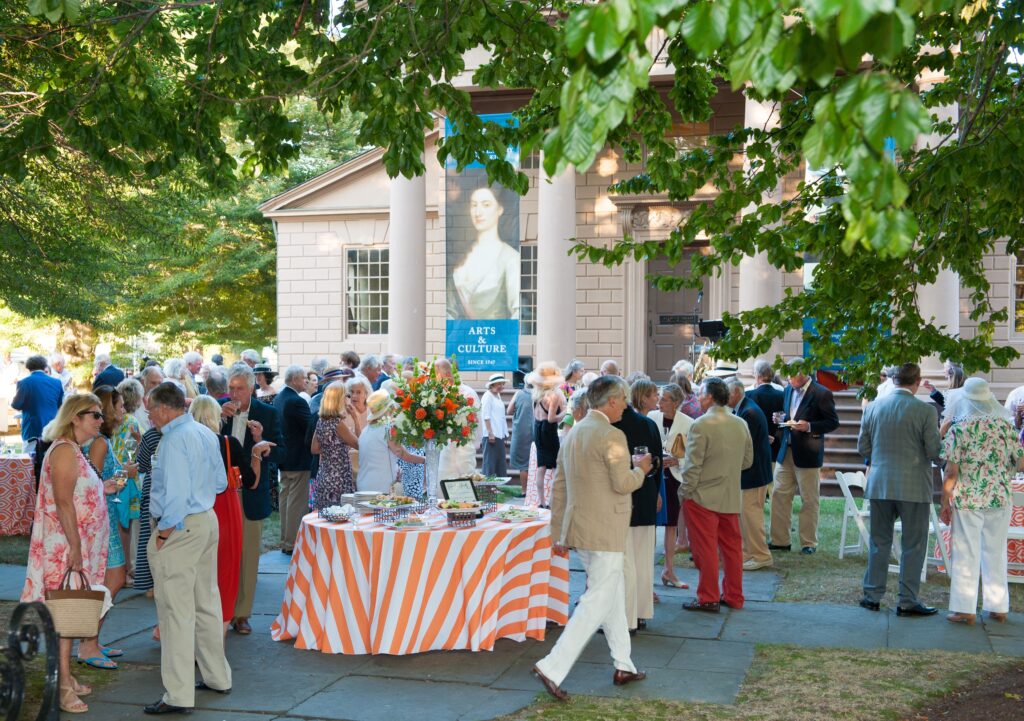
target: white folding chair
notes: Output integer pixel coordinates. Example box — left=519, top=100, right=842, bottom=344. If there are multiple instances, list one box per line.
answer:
left=1008, top=490, right=1024, bottom=584
left=836, top=471, right=871, bottom=558
left=891, top=503, right=949, bottom=582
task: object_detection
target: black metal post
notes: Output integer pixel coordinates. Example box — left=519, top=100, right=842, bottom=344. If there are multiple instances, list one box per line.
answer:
left=0, top=602, right=59, bottom=721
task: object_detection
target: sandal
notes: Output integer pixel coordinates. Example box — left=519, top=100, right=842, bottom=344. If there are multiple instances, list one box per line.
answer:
left=946, top=612, right=976, bottom=625
left=77, top=655, right=117, bottom=670
left=59, top=687, right=88, bottom=714
left=69, top=676, right=92, bottom=696
left=101, top=646, right=124, bottom=658
left=152, top=626, right=161, bottom=641
left=661, top=572, right=689, bottom=589
left=987, top=611, right=1008, bottom=623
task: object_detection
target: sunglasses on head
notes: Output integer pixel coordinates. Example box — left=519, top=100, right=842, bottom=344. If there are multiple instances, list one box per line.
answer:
left=78, top=411, right=104, bottom=421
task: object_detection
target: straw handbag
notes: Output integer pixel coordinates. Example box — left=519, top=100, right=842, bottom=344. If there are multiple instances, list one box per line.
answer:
left=45, top=569, right=106, bottom=638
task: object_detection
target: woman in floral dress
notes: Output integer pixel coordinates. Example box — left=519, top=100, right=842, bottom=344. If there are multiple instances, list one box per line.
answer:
left=940, top=377, right=1024, bottom=625
left=311, top=382, right=360, bottom=508
left=21, top=393, right=116, bottom=714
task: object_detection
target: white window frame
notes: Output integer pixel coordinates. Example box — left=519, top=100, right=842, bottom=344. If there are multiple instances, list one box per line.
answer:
left=344, top=246, right=390, bottom=338
left=520, top=242, right=538, bottom=337
left=1011, top=248, right=1024, bottom=341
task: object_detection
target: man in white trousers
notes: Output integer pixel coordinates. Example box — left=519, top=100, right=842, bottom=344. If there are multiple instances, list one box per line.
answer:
left=533, top=375, right=653, bottom=701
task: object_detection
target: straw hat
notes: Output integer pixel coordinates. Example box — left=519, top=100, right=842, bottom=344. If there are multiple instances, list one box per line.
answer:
left=961, top=377, right=994, bottom=402
left=705, top=361, right=739, bottom=378
left=252, top=363, right=277, bottom=379
left=367, top=389, right=396, bottom=422
left=525, top=362, right=564, bottom=390
left=486, top=373, right=507, bottom=388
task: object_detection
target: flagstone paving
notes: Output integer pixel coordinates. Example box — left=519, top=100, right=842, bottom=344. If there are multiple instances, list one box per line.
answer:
left=1, top=555, right=1020, bottom=720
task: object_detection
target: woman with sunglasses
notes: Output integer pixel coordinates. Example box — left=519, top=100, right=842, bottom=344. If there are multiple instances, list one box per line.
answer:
left=21, top=393, right=121, bottom=713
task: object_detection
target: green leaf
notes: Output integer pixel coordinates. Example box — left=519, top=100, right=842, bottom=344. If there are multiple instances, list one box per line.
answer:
left=585, top=5, right=625, bottom=63
left=681, top=2, right=728, bottom=57
left=727, top=0, right=758, bottom=45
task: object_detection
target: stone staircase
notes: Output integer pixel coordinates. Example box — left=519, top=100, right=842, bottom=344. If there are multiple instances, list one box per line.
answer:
left=820, top=390, right=866, bottom=496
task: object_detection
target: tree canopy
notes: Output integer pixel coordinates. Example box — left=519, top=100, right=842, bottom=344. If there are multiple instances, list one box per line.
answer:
left=2, top=1, right=1022, bottom=384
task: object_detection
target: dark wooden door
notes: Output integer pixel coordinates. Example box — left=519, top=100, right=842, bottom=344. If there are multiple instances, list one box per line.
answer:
left=646, top=254, right=708, bottom=381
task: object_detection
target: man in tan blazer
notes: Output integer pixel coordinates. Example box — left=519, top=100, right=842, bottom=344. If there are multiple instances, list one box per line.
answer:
left=533, top=376, right=653, bottom=701
left=679, top=377, right=753, bottom=613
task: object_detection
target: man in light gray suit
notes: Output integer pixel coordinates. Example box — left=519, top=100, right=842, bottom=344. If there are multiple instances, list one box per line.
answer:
left=857, top=363, right=942, bottom=616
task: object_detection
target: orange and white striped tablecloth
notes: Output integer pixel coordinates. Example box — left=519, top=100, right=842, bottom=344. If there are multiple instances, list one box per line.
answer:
left=0, top=454, right=34, bottom=536
left=271, top=509, right=570, bottom=655
left=936, top=479, right=1024, bottom=577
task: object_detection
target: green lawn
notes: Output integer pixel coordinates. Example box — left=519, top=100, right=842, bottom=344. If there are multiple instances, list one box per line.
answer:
left=501, top=645, right=1016, bottom=721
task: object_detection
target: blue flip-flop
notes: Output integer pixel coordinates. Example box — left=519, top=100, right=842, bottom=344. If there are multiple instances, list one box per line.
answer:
left=77, top=656, right=117, bottom=670
left=101, top=647, right=124, bottom=658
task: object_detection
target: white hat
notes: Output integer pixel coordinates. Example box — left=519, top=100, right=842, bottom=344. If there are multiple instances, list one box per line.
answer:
left=706, top=361, right=739, bottom=378
left=961, top=377, right=994, bottom=402
left=525, top=361, right=565, bottom=390
left=366, top=389, right=396, bottom=422
left=486, top=373, right=507, bottom=388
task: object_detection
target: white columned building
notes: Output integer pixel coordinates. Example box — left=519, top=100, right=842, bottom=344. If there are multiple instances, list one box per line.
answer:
left=536, top=160, right=578, bottom=366
left=915, top=67, right=960, bottom=375
left=388, top=167, right=427, bottom=358
left=737, top=95, right=785, bottom=373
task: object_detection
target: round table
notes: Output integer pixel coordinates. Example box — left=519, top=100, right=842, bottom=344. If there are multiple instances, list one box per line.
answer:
left=0, top=454, right=35, bottom=536
left=271, top=508, right=570, bottom=655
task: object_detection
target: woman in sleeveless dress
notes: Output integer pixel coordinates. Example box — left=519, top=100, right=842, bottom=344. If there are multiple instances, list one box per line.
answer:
left=526, top=363, right=566, bottom=508
left=312, top=381, right=360, bottom=508
left=81, top=385, right=138, bottom=668
left=21, top=393, right=115, bottom=714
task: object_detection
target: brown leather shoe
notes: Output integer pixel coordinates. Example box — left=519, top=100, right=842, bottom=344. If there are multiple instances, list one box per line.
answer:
left=231, top=618, right=252, bottom=635
left=987, top=611, right=1007, bottom=623
left=612, top=669, right=647, bottom=686
left=682, top=600, right=720, bottom=613
left=532, top=666, right=568, bottom=701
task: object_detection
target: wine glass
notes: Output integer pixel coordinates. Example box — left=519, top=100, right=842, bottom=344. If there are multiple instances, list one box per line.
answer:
left=110, top=470, right=127, bottom=504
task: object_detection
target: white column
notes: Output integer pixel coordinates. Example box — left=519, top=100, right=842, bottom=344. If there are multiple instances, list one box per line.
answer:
left=388, top=169, right=427, bottom=358
left=536, top=160, right=577, bottom=364
left=738, top=95, right=784, bottom=373
left=915, top=72, right=960, bottom=374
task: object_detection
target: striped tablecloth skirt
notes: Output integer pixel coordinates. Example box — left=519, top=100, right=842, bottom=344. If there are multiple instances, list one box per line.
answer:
left=271, top=509, right=570, bottom=654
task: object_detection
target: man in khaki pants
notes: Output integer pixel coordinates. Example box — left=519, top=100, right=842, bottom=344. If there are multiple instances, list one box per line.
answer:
left=146, top=382, right=231, bottom=714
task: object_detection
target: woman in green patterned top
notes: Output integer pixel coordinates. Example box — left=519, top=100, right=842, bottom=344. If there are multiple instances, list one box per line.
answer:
left=940, top=377, right=1024, bottom=625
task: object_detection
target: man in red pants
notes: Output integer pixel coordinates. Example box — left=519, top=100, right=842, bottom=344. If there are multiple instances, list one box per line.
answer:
left=678, top=376, right=753, bottom=612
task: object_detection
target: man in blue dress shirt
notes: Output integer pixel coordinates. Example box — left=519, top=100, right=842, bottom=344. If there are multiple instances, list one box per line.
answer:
left=144, top=382, right=231, bottom=715
left=11, top=354, right=63, bottom=455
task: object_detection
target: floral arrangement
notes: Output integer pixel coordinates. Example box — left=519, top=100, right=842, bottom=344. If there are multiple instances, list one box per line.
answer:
left=390, top=357, right=478, bottom=448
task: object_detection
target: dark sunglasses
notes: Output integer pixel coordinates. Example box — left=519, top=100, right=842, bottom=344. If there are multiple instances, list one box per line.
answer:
left=78, top=411, right=104, bottom=421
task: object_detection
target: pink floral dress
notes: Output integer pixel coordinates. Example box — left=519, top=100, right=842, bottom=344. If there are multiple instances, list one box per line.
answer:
left=21, top=439, right=109, bottom=602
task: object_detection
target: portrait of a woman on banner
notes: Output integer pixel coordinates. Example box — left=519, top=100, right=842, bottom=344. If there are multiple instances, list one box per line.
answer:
left=446, top=182, right=520, bottom=320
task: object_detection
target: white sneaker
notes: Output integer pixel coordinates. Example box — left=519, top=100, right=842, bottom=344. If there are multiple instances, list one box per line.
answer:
left=742, top=559, right=773, bottom=571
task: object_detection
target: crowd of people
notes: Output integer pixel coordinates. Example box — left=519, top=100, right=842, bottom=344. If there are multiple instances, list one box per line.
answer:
left=6, top=347, right=1022, bottom=709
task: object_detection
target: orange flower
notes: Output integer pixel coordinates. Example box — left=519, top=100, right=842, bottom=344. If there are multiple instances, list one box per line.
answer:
left=401, top=397, right=414, bottom=410
left=415, top=408, right=427, bottom=420
left=461, top=426, right=471, bottom=437
left=390, top=427, right=398, bottom=437
left=444, top=398, right=457, bottom=413
left=466, top=396, right=475, bottom=406
left=435, top=409, right=445, bottom=420
left=467, top=412, right=476, bottom=423
left=423, top=428, right=435, bottom=440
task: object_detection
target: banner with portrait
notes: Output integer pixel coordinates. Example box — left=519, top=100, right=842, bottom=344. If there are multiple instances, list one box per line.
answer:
left=444, top=113, right=520, bottom=371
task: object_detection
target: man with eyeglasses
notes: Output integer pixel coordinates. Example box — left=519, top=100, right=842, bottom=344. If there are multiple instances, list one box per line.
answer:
left=144, top=382, right=231, bottom=715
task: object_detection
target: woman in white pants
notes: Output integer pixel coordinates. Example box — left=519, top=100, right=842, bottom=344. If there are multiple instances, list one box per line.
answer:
left=940, top=377, right=1024, bottom=625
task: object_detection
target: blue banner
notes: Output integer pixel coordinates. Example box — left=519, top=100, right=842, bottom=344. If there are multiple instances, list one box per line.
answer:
left=444, top=113, right=520, bottom=371
left=446, top=320, right=519, bottom=371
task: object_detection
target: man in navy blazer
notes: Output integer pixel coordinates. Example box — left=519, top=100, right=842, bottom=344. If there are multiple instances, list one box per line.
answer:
left=768, top=360, right=839, bottom=554
left=92, top=353, right=125, bottom=390
left=745, top=360, right=785, bottom=460
left=727, top=379, right=775, bottom=570
left=273, top=365, right=313, bottom=556
left=12, top=355, right=63, bottom=454
left=219, top=363, right=285, bottom=636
